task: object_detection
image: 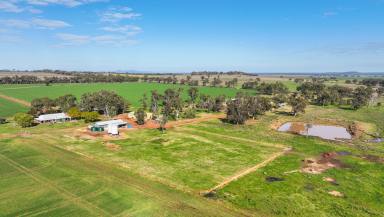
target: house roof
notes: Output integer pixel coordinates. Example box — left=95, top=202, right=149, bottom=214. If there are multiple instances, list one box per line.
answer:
left=36, top=113, right=69, bottom=121
left=94, top=119, right=127, bottom=127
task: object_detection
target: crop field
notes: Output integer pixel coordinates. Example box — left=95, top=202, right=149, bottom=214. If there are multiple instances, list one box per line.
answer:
left=0, top=82, right=254, bottom=117
left=0, top=123, right=248, bottom=217
left=0, top=97, right=28, bottom=117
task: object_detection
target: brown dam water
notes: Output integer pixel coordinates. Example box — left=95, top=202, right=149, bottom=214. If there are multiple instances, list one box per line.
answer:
left=278, top=122, right=352, bottom=141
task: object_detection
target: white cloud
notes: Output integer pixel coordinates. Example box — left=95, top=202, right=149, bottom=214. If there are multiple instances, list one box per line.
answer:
left=32, top=18, right=71, bottom=29
left=0, top=18, right=71, bottom=29
left=101, top=7, right=141, bottom=22
left=101, top=25, right=142, bottom=36
left=26, top=0, right=108, bottom=7
left=0, top=1, right=24, bottom=13
left=56, top=32, right=138, bottom=46
left=0, top=19, right=31, bottom=28
left=323, top=11, right=338, bottom=17
left=56, top=33, right=91, bottom=44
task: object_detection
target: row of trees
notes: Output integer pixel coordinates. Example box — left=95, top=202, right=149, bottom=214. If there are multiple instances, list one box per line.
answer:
left=242, top=81, right=289, bottom=95
left=0, top=74, right=140, bottom=84
left=296, top=81, right=379, bottom=109
left=133, top=87, right=227, bottom=130
left=29, top=90, right=129, bottom=118
left=226, top=92, right=307, bottom=124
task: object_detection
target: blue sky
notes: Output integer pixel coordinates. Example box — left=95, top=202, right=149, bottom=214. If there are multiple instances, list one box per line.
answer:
left=0, top=0, right=383, bottom=72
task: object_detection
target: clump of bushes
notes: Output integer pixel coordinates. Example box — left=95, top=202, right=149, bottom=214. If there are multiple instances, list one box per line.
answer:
left=81, top=111, right=100, bottom=123
left=13, top=113, right=34, bottom=128
left=0, top=117, right=6, bottom=124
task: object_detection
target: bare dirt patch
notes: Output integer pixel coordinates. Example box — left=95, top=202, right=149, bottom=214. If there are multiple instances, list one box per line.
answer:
left=104, top=142, right=121, bottom=151
left=301, top=152, right=348, bottom=174
left=328, top=190, right=344, bottom=197
left=360, top=155, right=384, bottom=164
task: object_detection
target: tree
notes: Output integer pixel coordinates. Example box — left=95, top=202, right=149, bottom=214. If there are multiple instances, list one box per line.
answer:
left=188, top=87, right=199, bottom=107
left=351, top=86, right=373, bottom=110
left=158, top=114, right=168, bottom=132
left=288, top=94, right=307, bottom=116
left=135, top=108, right=147, bottom=125
left=55, top=94, right=77, bottom=112
left=81, top=111, right=99, bottom=123
left=150, top=90, right=162, bottom=119
left=226, top=98, right=248, bottom=124
left=30, top=97, right=56, bottom=116
left=140, top=93, right=148, bottom=111
left=13, top=113, right=34, bottom=128
left=67, top=107, right=82, bottom=119
left=80, top=90, right=128, bottom=117
left=246, top=96, right=272, bottom=118
left=162, top=88, right=183, bottom=120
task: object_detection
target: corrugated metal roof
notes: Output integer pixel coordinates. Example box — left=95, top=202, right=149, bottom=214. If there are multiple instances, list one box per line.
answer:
left=94, top=119, right=127, bottom=127
left=36, top=113, right=70, bottom=121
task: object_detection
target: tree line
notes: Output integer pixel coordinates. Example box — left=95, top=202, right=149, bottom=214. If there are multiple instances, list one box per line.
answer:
left=0, top=74, right=139, bottom=84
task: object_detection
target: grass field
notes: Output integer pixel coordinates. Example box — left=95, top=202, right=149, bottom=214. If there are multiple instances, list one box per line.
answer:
left=0, top=104, right=383, bottom=216
left=0, top=122, right=248, bottom=217
left=57, top=119, right=285, bottom=192
left=214, top=106, right=384, bottom=216
left=0, top=97, right=28, bottom=117
left=0, top=82, right=254, bottom=117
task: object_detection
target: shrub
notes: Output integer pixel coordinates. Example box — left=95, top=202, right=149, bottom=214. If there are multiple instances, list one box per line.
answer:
left=181, top=108, right=196, bottom=119
left=67, top=107, right=82, bottom=119
left=81, top=111, right=99, bottom=123
left=13, top=113, right=34, bottom=128
left=135, top=108, right=147, bottom=125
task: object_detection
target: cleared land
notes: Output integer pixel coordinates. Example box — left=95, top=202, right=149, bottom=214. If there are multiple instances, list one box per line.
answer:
left=0, top=122, right=249, bottom=217
left=214, top=106, right=384, bottom=217
left=0, top=82, right=254, bottom=117
left=0, top=97, right=29, bottom=117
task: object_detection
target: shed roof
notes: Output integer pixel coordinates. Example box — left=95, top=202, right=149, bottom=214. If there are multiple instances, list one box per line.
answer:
left=94, top=119, right=127, bottom=127
left=36, top=113, right=70, bottom=121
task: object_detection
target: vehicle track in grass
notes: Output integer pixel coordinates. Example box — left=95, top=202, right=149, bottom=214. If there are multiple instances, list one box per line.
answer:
left=0, top=153, right=111, bottom=217
left=205, top=147, right=292, bottom=194
left=8, top=135, right=253, bottom=217
left=0, top=93, right=31, bottom=107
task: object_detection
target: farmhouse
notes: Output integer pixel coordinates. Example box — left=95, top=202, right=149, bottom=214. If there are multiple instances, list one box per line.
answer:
left=35, top=113, right=71, bottom=123
left=90, top=119, right=128, bottom=135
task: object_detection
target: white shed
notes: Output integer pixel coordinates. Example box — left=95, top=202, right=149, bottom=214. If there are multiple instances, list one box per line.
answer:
left=35, top=113, right=71, bottom=123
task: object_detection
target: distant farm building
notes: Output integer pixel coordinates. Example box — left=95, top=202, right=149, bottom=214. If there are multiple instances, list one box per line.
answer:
left=90, top=119, right=129, bottom=135
left=35, top=113, right=71, bottom=123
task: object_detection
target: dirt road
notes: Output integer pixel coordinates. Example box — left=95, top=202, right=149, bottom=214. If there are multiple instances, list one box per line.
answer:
left=0, top=93, right=31, bottom=107
left=205, top=147, right=291, bottom=194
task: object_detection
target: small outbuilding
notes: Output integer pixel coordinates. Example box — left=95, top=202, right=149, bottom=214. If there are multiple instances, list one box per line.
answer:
left=35, top=113, right=71, bottom=123
left=91, top=119, right=127, bottom=135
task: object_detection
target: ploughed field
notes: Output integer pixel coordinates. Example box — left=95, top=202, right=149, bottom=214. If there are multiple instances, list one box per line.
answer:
left=0, top=82, right=253, bottom=117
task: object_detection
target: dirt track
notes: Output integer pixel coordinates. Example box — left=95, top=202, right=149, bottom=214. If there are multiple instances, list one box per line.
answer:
left=0, top=93, right=31, bottom=107
left=205, top=147, right=291, bottom=194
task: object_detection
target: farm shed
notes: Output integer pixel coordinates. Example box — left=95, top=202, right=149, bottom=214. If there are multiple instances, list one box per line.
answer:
left=35, top=113, right=71, bottom=123
left=92, top=119, right=128, bottom=135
